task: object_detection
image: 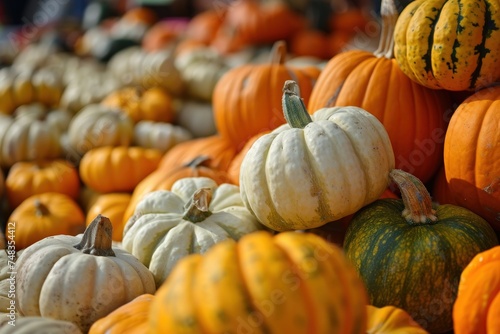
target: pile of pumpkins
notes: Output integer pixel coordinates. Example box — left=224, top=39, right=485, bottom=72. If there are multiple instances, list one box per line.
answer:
left=0, top=0, right=499, bottom=333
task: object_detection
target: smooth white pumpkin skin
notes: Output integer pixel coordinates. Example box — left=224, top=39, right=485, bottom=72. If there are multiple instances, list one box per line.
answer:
left=0, top=316, right=82, bottom=334
left=15, top=234, right=155, bottom=332
left=122, top=177, right=265, bottom=286
left=239, top=106, right=395, bottom=231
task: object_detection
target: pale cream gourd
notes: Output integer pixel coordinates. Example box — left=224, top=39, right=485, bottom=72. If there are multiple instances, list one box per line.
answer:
left=0, top=316, right=82, bottom=334
left=65, top=104, right=134, bottom=158
left=122, top=177, right=265, bottom=286
left=239, top=80, right=395, bottom=231
left=174, top=47, right=231, bottom=101
left=15, top=216, right=156, bottom=333
left=175, top=100, right=217, bottom=138
left=133, top=120, right=192, bottom=153
left=107, top=47, right=184, bottom=97
left=0, top=104, right=72, bottom=167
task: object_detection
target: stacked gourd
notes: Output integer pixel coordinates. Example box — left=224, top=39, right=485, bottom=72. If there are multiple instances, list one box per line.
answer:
left=0, top=0, right=499, bottom=332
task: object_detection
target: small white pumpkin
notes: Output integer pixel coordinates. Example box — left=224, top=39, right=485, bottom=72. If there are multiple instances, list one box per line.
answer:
left=15, top=216, right=156, bottom=333
left=133, top=120, right=192, bottom=153
left=65, top=104, right=134, bottom=158
left=239, top=80, right=395, bottom=231
left=0, top=104, right=72, bottom=167
left=0, top=316, right=82, bottom=334
left=122, top=177, right=265, bottom=286
left=175, top=100, right=217, bottom=138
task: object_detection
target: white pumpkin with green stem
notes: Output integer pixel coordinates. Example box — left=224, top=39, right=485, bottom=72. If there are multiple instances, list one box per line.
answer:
left=239, top=80, right=395, bottom=231
left=15, top=215, right=156, bottom=333
left=122, top=177, right=265, bottom=286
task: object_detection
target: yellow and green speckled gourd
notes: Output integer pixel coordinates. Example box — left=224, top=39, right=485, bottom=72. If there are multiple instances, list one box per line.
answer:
left=394, top=0, right=500, bottom=91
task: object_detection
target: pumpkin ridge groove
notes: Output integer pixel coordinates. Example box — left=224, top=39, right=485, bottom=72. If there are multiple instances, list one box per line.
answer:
left=423, top=5, right=444, bottom=78
left=302, top=126, right=332, bottom=223
left=470, top=0, right=497, bottom=88
left=234, top=239, right=272, bottom=334
left=271, top=240, right=317, bottom=333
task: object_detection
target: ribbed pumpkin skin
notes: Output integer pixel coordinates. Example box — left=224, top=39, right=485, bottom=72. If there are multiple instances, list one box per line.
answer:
left=394, top=0, right=500, bottom=91
left=89, top=294, right=153, bottom=334
left=148, top=231, right=368, bottom=334
left=6, top=159, right=80, bottom=209
left=79, top=146, right=162, bottom=193
left=444, top=86, right=500, bottom=230
left=344, top=199, right=499, bottom=333
left=453, top=245, right=500, bottom=333
left=240, top=106, right=395, bottom=231
left=213, top=47, right=320, bottom=151
left=307, top=50, right=450, bottom=183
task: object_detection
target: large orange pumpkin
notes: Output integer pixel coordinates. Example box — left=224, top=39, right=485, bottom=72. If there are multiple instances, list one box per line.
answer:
left=307, top=0, right=452, bottom=184
left=453, top=245, right=500, bottom=334
left=185, top=9, right=226, bottom=45
left=444, top=86, right=500, bottom=230
left=5, top=159, right=80, bottom=210
left=79, top=146, right=162, bottom=193
left=213, top=40, right=321, bottom=151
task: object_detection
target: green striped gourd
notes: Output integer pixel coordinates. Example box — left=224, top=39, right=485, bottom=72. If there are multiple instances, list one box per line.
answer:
left=394, top=0, right=500, bottom=91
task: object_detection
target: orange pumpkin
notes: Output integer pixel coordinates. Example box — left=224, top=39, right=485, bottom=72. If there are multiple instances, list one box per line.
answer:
left=89, top=294, right=154, bottom=334
left=121, top=7, right=157, bottom=26
left=213, top=41, right=321, bottom=151
left=211, top=0, right=305, bottom=54
left=444, top=86, right=500, bottom=230
left=101, top=86, right=175, bottom=124
left=158, top=135, right=237, bottom=172
left=5, top=159, right=80, bottom=210
left=7, top=192, right=86, bottom=250
left=453, top=245, right=500, bottom=333
left=142, top=21, right=181, bottom=52
left=79, top=146, right=162, bottom=193
left=122, top=156, right=232, bottom=226
left=185, top=9, right=226, bottom=45
left=227, top=131, right=269, bottom=185
left=85, top=193, right=132, bottom=241
left=307, top=0, right=451, bottom=184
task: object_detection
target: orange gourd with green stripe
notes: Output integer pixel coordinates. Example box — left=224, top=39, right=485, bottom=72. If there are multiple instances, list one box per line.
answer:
left=394, top=0, right=500, bottom=91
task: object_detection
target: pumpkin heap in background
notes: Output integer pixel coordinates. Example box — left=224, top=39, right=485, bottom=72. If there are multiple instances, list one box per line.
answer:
left=0, top=0, right=499, bottom=332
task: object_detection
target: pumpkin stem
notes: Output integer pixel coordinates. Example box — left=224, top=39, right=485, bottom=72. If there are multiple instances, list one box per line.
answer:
left=282, top=80, right=313, bottom=129
left=34, top=199, right=49, bottom=217
left=389, top=169, right=438, bottom=224
left=182, top=188, right=213, bottom=223
left=73, top=214, right=116, bottom=256
left=373, top=0, right=398, bottom=59
left=269, top=40, right=287, bottom=65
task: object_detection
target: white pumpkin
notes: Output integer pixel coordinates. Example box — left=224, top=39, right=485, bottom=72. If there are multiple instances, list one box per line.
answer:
left=122, top=177, right=265, bottom=286
left=65, top=104, right=134, bottom=158
left=175, top=47, right=231, bottom=101
left=133, top=120, right=192, bottom=153
left=0, top=316, right=82, bottom=334
left=15, top=216, right=156, bottom=333
left=239, top=80, right=395, bottom=231
left=0, top=104, right=72, bottom=167
left=175, top=100, right=217, bottom=138
left=107, top=47, right=184, bottom=97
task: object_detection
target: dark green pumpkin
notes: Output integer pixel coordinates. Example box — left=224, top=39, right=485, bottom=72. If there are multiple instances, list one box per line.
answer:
left=343, top=169, right=498, bottom=334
